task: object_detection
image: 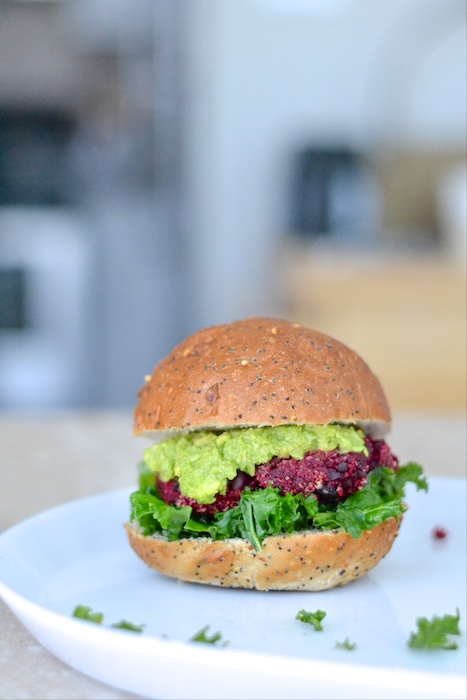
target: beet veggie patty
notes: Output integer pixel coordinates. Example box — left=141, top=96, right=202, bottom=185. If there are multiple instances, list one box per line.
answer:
left=157, top=438, right=399, bottom=516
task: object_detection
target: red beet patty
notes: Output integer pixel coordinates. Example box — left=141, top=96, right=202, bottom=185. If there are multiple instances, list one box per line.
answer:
left=156, top=438, right=399, bottom=516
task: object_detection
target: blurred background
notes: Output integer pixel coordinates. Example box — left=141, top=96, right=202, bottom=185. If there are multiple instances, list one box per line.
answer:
left=0, top=0, right=465, bottom=414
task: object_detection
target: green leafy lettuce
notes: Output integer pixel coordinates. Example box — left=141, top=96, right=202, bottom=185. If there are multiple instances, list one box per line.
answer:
left=335, top=638, right=357, bottom=650
left=296, top=609, right=327, bottom=631
left=190, top=625, right=228, bottom=646
left=72, top=605, right=104, bottom=624
left=72, top=605, right=145, bottom=633
left=407, top=609, right=461, bottom=650
left=312, top=462, right=428, bottom=538
left=111, top=620, right=145, bottom=633
left=129, top=462, right=427, bottom=551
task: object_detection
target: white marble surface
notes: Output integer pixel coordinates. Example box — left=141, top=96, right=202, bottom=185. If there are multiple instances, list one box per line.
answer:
left=0, top=410, right=465, bottom=699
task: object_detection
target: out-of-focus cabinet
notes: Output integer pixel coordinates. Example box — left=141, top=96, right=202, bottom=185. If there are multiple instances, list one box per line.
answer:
left=280, top=245, right=466, bottom=411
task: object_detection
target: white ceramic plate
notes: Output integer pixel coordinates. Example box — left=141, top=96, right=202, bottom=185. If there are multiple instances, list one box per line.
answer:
left=0, top=477, right=465, bottom=700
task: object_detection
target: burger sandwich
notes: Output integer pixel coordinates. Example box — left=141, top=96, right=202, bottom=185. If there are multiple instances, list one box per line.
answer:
left=126, top=317, right=427, bottom=591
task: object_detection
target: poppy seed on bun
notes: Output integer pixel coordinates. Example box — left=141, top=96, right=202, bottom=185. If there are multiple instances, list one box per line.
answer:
left=134, top=317, right=390, bottom=439
left=125, top=516, right=401, bottom=591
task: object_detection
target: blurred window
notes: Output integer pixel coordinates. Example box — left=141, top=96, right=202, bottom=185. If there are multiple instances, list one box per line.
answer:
left=0, top=108, right=76, bottom=206
left=0, top=267, right=27, bottom=330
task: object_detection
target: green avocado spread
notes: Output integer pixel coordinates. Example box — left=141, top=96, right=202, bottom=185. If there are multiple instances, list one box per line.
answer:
left=142, top=424, right=367, bottom=505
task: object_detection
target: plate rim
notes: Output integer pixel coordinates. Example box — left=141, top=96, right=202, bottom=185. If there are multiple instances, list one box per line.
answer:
left=1, top=477, right=466, bottom=700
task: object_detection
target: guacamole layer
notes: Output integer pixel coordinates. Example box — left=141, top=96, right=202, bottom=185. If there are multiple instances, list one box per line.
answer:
left=142, top=424, right=367, bottom=505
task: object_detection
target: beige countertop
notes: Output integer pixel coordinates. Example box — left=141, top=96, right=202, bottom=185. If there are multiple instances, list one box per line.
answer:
left=0, top=410, right=466, bottom=699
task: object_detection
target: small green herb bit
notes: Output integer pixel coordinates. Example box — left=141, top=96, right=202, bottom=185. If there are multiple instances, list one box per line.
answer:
left=408, top=609, right=461, bottom=650
left=295, top=609, right=326, bottom=631
left=111, top=620, right=145, bottom=633
left=190, top=624, right=227, bottom=646
left=72, top=605, right=104, bottom=624
left=335, top=637, right=357, bottom=650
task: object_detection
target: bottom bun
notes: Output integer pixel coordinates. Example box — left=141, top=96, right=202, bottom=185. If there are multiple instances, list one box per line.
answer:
left=125, top=517, right=401, bottom=591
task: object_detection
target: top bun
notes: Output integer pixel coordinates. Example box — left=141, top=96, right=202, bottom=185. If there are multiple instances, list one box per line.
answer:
left=134, top=317, right=391, bottom=439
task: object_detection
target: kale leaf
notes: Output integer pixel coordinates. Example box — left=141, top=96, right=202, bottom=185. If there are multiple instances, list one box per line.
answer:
left=129, top=462, right=426, bottom=549
left=190, top=625, right=228, bottom=646
left=295, top=609, right=327, bottom=631
left=72, top=605, right=104, bottom=624
left=312, top=463, right=427, bottom=538
left=407, top=609, right=461, bottom=650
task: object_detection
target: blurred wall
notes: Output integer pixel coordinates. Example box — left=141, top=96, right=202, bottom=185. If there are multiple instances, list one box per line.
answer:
left=182, top=0, right=466, bottom=327
left=0, top=0, right=465, bottom=411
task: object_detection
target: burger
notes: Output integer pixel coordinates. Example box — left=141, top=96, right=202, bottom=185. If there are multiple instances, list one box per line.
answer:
left=125, top=317, right=426, bottom=591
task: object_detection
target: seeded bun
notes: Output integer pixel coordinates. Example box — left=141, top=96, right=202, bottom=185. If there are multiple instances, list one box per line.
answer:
left=125, top=516, right=401, bottom=591
left=134, top=317, right=391, bottom=439
left=128, top=317, right=397, bottom=591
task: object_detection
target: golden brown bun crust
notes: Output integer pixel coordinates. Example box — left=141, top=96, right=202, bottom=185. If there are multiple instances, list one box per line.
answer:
left=134, top=317, right=390, bottom=438
left=125, top=517, right=401, bottom=591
